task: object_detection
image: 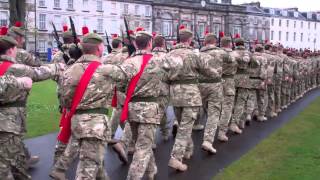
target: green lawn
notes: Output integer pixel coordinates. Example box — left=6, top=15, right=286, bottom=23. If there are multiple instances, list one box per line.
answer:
left=214, top=97, right=320, bottom=180
left=26, top=80, right=60, bottom=138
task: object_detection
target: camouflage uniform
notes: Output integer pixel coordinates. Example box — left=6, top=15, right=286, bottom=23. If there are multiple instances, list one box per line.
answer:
left=0, top=55, right=61, bottom=180
left=281, top=55, right=293, bottom=108
left=152, top=47, right=170, bottom=140
left=52, top=44, right=77, bottom=65
left=54, top=54, right=115, bottom=179
left=231, top=45, right=251, bottom=128
left=16, top=48, right=42, bottom=67
left=167, top=43, right=202, bottom=167
left=218, top=47, right=238, bottom=135
left=247, top=50, right=268, bottom=121
left=264, top=50, right=276, bottom=117
left=198, top=45, right=223, bottom=149
left=274, top=51, right=284, bottom=113
left=0, top=75, right=28, bottom=99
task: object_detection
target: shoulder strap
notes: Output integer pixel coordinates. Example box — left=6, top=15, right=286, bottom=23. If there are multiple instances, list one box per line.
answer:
left=0, top=61, right=13, bottom=76
left=120, top=54, right=153, bottom=123
left=58, top=61, right=101, bottom=143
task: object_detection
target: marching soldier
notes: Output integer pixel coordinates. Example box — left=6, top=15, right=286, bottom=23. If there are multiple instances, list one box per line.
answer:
left=273, top=45, right=284, bottom=114
left=217, top=36, right=239, bottom=141
left=230, top=34, right=251, bottom=130
left=8, top=22, right=42, bottom=67
left=198, top=30, right=223, bottom=153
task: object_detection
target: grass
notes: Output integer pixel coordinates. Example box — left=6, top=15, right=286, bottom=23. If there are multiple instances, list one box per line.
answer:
left=26, top=80, right=60, bottom=138
left=214, top=97, right=320, bottom=180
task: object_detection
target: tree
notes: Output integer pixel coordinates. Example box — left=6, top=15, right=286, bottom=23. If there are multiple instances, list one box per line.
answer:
left=9, top=0, right=26, bottom=26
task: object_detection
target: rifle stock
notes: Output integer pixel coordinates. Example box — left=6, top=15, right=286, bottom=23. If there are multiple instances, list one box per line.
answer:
left=124, top=16, right=136, bottom=56
left=105, top=31, right=112, bottom=53
left=51, top=22, right=69, bottom=64
left=69, top=17, right=83, bottom=60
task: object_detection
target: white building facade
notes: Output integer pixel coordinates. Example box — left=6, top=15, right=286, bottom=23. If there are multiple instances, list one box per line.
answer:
left=25, top=0, right=152, bottom=54
left=264, top=8, right=320, bottom=50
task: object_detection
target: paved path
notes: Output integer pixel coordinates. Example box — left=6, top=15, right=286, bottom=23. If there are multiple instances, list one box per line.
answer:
left=26, top=88, right=320, bottom=180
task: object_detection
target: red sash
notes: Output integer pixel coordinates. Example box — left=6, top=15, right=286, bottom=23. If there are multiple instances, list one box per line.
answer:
left=0, top=61, right=13, bottom=76
left=111, top=87, right=117, bottom=107
left=57, top=61, right=101, bottom=144
left=120, top=54, right=153, bottom=123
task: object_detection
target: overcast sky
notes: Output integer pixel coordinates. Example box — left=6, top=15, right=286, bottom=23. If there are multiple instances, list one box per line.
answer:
left=232, top=0, right=320, bottom=12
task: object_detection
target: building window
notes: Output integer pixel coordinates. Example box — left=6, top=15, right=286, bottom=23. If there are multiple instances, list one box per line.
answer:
left=294, top=12, right=298, bottom=17
left=134, top=21, right=139, bottom=28
left=83, top=17, right=89, bottom=26
left=315, top=23, right=317, bottom=30
left=54, top=0, right=60, bottom=8
left=294, top=21, right=296, bottom=28
left=97, top=0, right=103, bottom=11
left=301, top=21, right=303, bottom=28
left=294, top=32, right=296, bottom=41
left=254, top=18, right=258, bottom=25
left=68, top=0, right=73, bottom=9
left=83, top=0, right=88, bottom=8
left=286, top=32, right=289, bottom=41
left=286, top=20, right=289, bottom=27
left=271, top=30, right=274, bottom=40
left=271, top=18, right=274, bottom=26
left=39, top=0, right=45, bottom=7
left=145, top=6, right=151, bottom=17
left=213, top=24, right=220, bottom=37
left=301, top=33, right=303, bottom=42
left=262, top=30, right=266, bottom=40
left=278, top=31, right=281, bottom=41
left=308, top=22, right=311, bottom=29
left=97, top=19, right=103, bottom=33
left=199, top=23, right=205, bottom=38
left=233, top=26, right=241, bottom=36
left=123, top=4, right=129, bottom=15
left=38, top=40, right=46, bottom=52
left=0, top=11, right=8, bottom=26
left=162, top=21, right=172, bottom=37
left=135, top=5, right=139, bottom=16
left=279, top=19, right=281, bottom=27
left=111, top=2, right=117, bottom=12
left=144, top=21, right=150, bottom=31
left=54, top=15, right=61, bottom=31
left=39, top=14, right=46, bottom=30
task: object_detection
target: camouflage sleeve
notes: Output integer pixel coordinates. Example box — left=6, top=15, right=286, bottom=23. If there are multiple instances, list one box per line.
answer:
left=260, top=57, right=268, bottom=80
left=0, top=75, right=29, bottom=103
left=17, top=50, right=42, bottom=67
left=52, top=52, right=63, bottom=64
left=97, top=64, right=128, bottom=82
left=282, top=58, right=290, bottom=78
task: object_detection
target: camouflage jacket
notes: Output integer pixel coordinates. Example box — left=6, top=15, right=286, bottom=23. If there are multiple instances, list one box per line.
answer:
left=0, top=75, right=29, bottom=103
left=274, top=52, right=284, bottom=80
left=102, top=48, right=122, bottom=65
left=16, top=48, right=42, bottom=67
left=199, top=45, right=223, bottom=82
left=52, top=44, right=78, bottom=65
left=165, top=43, right=202, bottom=107
left=152, top=47, right=169, bottom=98
left=281, top=54, right=292, bottom=80
left=221, top=48, right=238, bottom=76
left=263, top=50, right=276, bottom=84
left=234, top=46, right=251, bottom=88
left=248, top=52, right=268, bottom=89
left=0, top=55, right=62, bottom=135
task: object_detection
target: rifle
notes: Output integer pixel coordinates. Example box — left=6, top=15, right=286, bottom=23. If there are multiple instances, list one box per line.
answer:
left=51, top=22, right=70, bottom=64
left=68, top=17, right=83, bottom=60
left=248, top=40, right=253, bottom=52
left=105, top=30, right=112, bottom=53
left=196, top=31, right=202, bottom=49
left=230, top=32, right=235, bottom=50
left=164, top=39, right=169, bottom=52
left=176, top=24, right=180, bottom=43
left=123, top=16, right=136, bottom=56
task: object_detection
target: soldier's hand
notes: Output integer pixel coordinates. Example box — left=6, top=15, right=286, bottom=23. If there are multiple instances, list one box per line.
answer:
left=17, top=77, right=33, bottom=90
left=57, top=63, right=67, bottom=72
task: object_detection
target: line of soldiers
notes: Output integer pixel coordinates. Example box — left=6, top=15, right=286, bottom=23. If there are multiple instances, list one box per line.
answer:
left=1, top=20, right=320, bottom=180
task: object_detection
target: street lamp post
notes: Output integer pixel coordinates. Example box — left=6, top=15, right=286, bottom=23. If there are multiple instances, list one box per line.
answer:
left=34, top=0, right=37, bottom=53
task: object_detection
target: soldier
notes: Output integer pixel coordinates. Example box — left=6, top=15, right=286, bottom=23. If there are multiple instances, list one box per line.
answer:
left=217, top=36, right=239, bottom=142
left=247, top=44, right=268, bottom=122
left=102, top=33, right=123, bottom=65
left=263, top=43, right=277, bottom=117
left=198, top=30, right=223, bottom=153
left=167, top=25, right=202, bottom=171
left=281, top=49, right=293, bottom=109
left=50, top=33, right=112, bottom=179
left=0, top=28, right=63, bottom=179
left=229, top=34, right=251, bottom=130
left=8, top=21, right=42, bottom=67
left=273, top=45, right=284, bottom=114
left=52, top=25, right=75, bottom=65
left=152, top=33, right=170, bottom=141
left=0, top=75, right=33, bottom=99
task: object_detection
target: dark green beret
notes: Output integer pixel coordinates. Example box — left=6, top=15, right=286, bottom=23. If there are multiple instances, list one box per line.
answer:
left=62, top=31, right=73, bottom=39
left=235, top=38, right=245, bottom=44
left=221, top=36, right=232, bottom=44
left=82, top=33, right=103, bottom=44
left=9, top=26, right=24, bottom=37
left=0, top=35, right=18, bottom=46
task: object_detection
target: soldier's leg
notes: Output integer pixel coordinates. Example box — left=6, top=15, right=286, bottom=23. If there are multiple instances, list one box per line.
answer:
left=274, top=82, right=281, bottom=113
left=169, top=107, right=199, bottom=170
left=75, top=138, right=108, bottom=180
left=159, top=98, right=170, bottom=141
left=110, top=107, right=122, bottom=137
left=53, top=141, right=67, bottom=164
left=257, top=89, right=267, bottom=121
left=246, top=89, right=257, bottom=122
left=127, top=123, right=157, bottom=180
left=230, top=88, right=246, bottom=132
left=267, top=84, right=276, bottom=117
left=218, top=94, right=235, bottom=139
left=193, top=107, right=204, bottom=131
left=120, top=122, right=134, bottom=153
left=0, top=133, right=31, bottom=180
left=202, top=87, right=222, bottom=153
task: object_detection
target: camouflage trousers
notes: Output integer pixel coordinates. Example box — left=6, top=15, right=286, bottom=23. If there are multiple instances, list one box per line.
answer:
left=266, top=84, right=275, bottom=116
left=127, top=122, right=157, bottom=180
left=247, top=89, right=266, bottom=117
left=110, top=107, right=125, bottom=137
left=159, top=97, right=170, bottom=138
left=120, top=122, right=134, bottom=151
left=274, top=78, right=282, bottom=112
left=219, top=94, right=235, bottom=133
left=281, top=81, right=291, bottom=107
left=231, top=88, right=250, bottom=125
left=0, top=132, right=31, bottom=180
left=53, top=137, right=79, bottom=171
left=199, top=83, right=223, bottom=144
left=171, top=107, right=200, bottom=162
